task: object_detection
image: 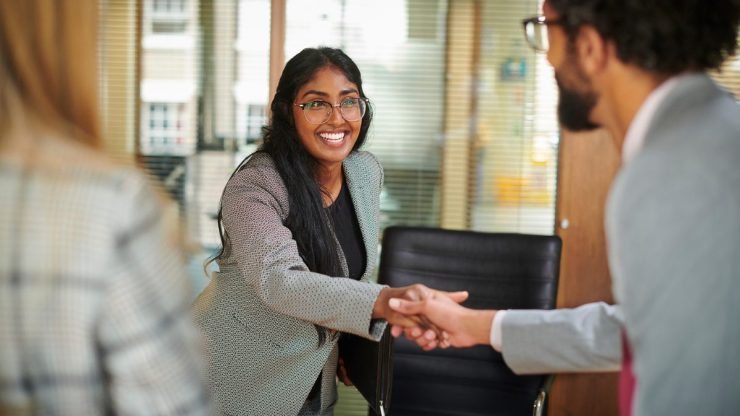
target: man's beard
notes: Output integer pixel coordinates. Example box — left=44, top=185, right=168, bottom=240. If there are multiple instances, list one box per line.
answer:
left=555, top=69, right=599, bottom=132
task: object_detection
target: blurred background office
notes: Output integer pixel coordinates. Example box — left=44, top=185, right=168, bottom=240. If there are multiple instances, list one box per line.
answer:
left=102, top=0, right=566, bottom=284
left=98, top=0, right=740, bottom=414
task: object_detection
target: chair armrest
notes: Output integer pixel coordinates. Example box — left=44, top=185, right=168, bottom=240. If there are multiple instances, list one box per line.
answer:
left=532, top=375, right=555, bottom=416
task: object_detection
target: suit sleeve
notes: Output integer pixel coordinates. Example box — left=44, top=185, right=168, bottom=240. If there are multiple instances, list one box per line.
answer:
left=220, top=162, right=384, bottom=340
left=500, top=302, right=624, bottom=374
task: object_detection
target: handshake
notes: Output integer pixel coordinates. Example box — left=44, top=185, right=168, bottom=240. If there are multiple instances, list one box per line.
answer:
left=373, top=285, right=497, bottom=350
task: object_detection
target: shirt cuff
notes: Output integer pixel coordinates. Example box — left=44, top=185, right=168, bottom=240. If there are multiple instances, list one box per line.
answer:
left=490, top=309, right=507, bottom=351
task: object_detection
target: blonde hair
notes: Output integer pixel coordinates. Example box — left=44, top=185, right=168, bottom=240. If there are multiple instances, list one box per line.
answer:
left=0, top=0, right=101, bottom=148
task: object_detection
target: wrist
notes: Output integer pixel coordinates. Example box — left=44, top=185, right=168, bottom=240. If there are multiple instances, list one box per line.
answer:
left=372, top=288, right=388, bottom=319
left=468, top=309, right=496, bottom=346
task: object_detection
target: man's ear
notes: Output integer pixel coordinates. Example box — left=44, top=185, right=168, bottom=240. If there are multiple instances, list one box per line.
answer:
left=575, top=25, right=608, bottom=76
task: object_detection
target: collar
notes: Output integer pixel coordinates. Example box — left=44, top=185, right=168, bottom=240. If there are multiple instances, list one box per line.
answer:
left=621, top=75, right=687, bottom=164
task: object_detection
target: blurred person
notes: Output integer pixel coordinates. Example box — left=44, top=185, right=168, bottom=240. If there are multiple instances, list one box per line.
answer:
left=0, top=1, right=211, bottom=415
left=192, top=47, right=464, bottom=416
left=390, top=0, right=740, bottom=415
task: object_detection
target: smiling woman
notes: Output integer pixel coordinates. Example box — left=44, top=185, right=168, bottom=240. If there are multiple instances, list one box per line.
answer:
left=192, top=47, right=465, bottom=416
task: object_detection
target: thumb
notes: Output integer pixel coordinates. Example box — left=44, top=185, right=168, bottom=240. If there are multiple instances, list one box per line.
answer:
left=388, top=297, right=424, bottom=314
left=444, top=291, right=469, bottom=304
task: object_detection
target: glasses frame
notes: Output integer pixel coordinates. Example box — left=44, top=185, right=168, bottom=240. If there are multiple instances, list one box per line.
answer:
left=521, top=15, right=564, bottom=53
left=293, top=97, right=370, bottom=125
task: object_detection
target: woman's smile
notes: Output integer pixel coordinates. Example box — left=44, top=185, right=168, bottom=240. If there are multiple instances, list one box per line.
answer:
left=317, top=129, right=349, bottom=145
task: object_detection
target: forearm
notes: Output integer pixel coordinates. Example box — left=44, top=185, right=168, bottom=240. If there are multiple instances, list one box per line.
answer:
left=500, top=302, right=623, bottom=374
left=257, top=264, right=385, bottom=337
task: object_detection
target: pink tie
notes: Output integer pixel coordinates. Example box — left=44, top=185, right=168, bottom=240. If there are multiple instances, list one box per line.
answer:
left=619, top=332, right=635, bottom=416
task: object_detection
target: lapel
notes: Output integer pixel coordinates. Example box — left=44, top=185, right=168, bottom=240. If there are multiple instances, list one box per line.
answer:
left=342, top=152, right=376, bottom=282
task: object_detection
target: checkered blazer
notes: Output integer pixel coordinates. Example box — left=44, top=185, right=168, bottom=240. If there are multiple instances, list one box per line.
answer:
left=193, top=151, right=386, bottom=416
left=0, top=135, right=212, bottom=415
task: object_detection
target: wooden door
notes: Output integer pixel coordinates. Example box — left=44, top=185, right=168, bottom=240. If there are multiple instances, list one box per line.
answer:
left=548, top=128, right=621, bottom=416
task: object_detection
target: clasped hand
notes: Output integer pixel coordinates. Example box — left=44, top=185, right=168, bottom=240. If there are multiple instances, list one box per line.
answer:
left=372, top=284, right=467, bottom=350
left=385, top=289, right=497, bottom=350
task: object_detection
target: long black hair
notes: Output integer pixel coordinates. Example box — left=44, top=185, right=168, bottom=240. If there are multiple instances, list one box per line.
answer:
left=208, top=47, right=373, bottom=343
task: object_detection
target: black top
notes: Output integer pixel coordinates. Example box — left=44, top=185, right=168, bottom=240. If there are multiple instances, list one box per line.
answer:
left=328, top=182, right=366, bottom=280
left=307, top=182, right=368, bottom=403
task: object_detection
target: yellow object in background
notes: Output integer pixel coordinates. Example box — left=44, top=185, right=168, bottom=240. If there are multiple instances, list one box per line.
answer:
left=495, top=176, right=551, bottom=206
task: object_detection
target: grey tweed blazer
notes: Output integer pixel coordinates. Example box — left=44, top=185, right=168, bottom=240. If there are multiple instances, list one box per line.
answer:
left=193, top=151, right=387, bottom=416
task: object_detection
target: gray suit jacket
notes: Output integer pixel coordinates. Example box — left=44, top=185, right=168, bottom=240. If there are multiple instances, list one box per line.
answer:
left=501, top=74, right=740, bottom=415
left=607, top=74, right=740, bottom=415
left=193, top=151, right=386, bottom=416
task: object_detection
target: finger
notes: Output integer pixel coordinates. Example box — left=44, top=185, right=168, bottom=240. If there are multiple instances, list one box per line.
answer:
left=389, top=313, right=423, bottom=328
left=412, top=334, right=432, bottom=349
left=403, top=326, right=423, bottom=339
left=338, top=372, right=352, bottom=386
left=422, top=339, right=438, bottom=351
left=404, top=326, right=433, bottom=348
left=388, top=298, right=424, bottom=314
left=390, top=324, right=404, bottom=338
left=442, top=290, right=469, bottom=303
left=337, top=359, right=352, bottom=386
left=416, top=314, right=444, bottom=340
left=400, top=284, right=424, bottom=302
left=413, top=284, right=432, bottom=300
left=423, top=329, right=437, bottom=341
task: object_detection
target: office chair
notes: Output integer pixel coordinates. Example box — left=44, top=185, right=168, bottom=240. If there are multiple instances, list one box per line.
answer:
left=378, top=226, right=562, bottom=416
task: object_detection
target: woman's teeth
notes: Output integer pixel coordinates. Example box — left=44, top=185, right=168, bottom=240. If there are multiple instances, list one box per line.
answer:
left=319, top=132, right=345, bottom=141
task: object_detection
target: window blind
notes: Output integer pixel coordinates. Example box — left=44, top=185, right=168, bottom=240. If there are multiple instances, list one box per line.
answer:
left=285, top=0, right=448, bottom=232
left=99, top=0, right=140, bottom=162
left=460, top=0, right=558, bottom=235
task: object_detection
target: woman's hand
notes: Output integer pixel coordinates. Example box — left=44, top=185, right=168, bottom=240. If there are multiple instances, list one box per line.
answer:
left=337, top=357, right=353, bottom=386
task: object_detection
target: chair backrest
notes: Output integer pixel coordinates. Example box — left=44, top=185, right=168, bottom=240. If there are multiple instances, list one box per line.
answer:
left=378, top=226, right=562, bottom=416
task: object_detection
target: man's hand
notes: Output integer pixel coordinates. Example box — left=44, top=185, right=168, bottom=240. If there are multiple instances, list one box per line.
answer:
left=388, top=293, right=496, bottom=349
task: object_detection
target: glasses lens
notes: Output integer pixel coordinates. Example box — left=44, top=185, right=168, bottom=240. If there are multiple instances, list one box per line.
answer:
left=524, top=19, right=549, bottom=52
left=339, top=98, right=366, bottom=121
left=534, top=23, right=549, bottom=52
left=301, top=98, right=367, bottom=124
left=303, top=100, right=332, bottom=124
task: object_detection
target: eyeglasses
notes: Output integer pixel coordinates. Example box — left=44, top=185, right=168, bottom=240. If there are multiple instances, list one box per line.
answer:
left=294, top=97, right=369, bottom=124
left=522, top=15, right=563, bottom=53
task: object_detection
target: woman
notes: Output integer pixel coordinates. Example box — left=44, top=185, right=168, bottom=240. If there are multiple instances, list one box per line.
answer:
left=0, top=1, right=210, bottom=414
left=193, top=47, right=464, bottom=415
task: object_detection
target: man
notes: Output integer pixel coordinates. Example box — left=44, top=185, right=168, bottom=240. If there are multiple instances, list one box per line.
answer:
left=390, top=0, right=740, bottom=415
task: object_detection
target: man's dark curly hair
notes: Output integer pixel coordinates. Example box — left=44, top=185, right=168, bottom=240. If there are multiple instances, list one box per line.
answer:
left=549, top=0, right=740, bottom=73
